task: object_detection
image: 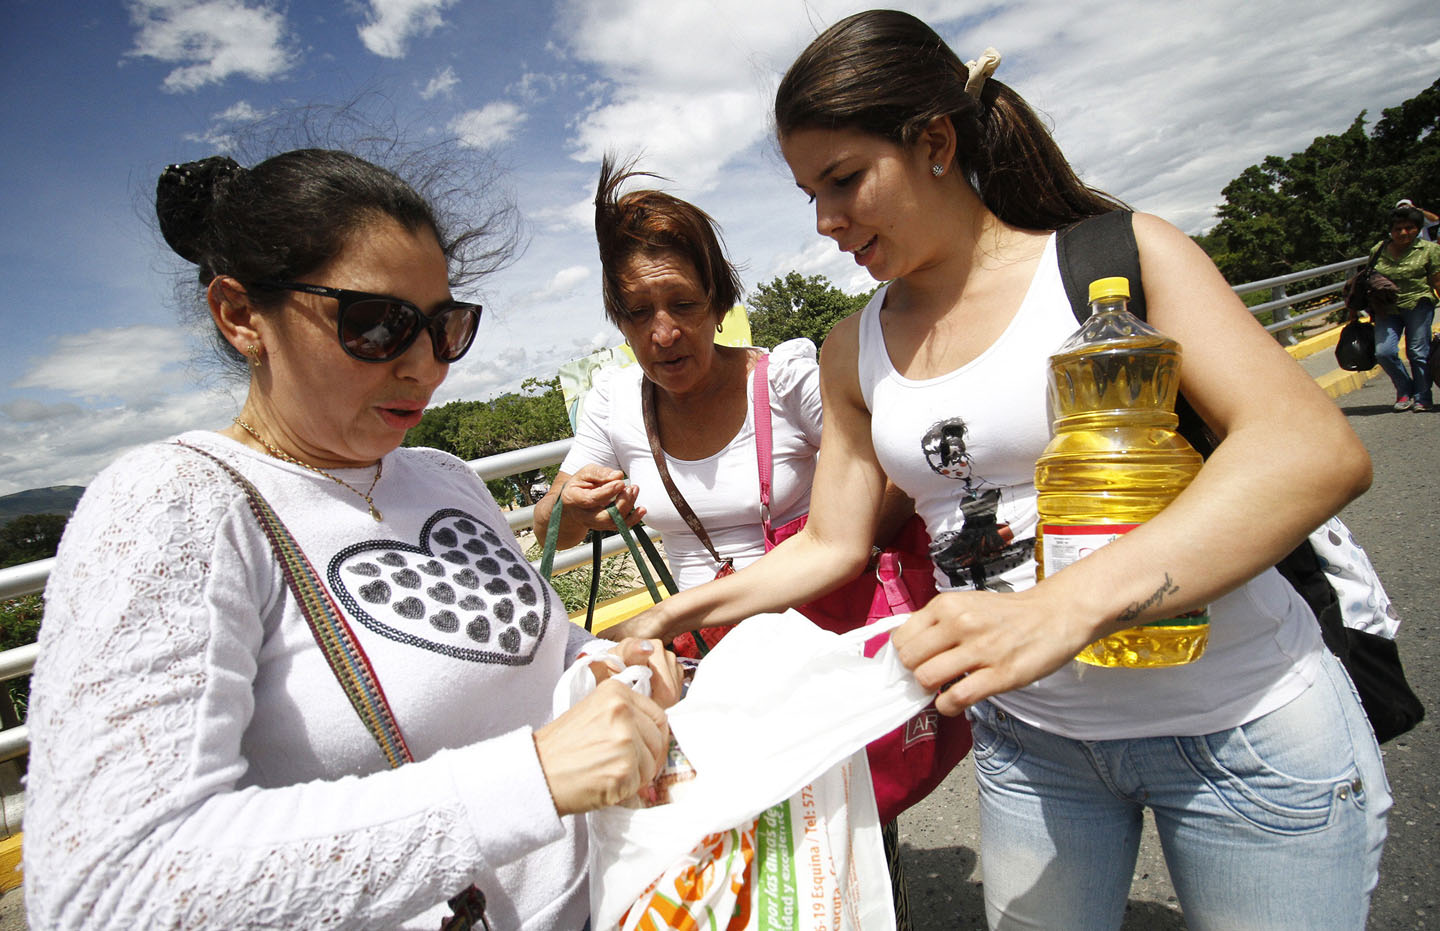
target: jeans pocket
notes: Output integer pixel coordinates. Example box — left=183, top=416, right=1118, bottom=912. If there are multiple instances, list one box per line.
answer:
left=967, top=700, right=1023, bottom=777
left=1176, top=696, right=1364, bottom=834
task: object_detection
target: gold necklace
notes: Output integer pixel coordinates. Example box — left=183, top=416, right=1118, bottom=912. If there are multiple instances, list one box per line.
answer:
left=232, top=417, right=384, bottom=521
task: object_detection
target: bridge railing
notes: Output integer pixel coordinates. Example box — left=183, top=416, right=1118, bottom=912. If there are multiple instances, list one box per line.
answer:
left=0, top=252, right=1370, bottom=762
left=1234, top=255, right=1366, bottom=345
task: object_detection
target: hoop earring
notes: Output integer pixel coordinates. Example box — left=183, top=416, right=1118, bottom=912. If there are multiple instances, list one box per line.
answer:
left=716, top=319, right=725, bottom=334
left=246, top=344, right=263, bottom=369
left=932, top=164, right=945, bottom=178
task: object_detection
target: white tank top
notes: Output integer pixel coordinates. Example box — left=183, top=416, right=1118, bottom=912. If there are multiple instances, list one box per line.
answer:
left=857, top=234, right=1324, bottom=739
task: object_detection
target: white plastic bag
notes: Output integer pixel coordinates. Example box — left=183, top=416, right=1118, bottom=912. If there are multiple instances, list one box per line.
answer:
left=563, top=610, right=934, bottom=931
left=1309, top=516, right=1400, bottom=638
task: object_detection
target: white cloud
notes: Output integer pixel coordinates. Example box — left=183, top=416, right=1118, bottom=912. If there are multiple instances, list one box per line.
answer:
left=530, top=194, right=594, bottom=235
left=0, top=389, right=238, bottom=496
left=1, top=400, right=83, bottom=423
left=569, top=89, right=765, bottom=192
left=214, top=99, right=266, bottom=122
left=932, top=0, right=1431, bottom=233
left=450, top=102, right=527, bottom=148
left=419, top=65, right=459, bottom=99
left=358, top=0, right=457, bottom=59
left=509, top=71, right=565, bottom=103
left=14, top=326, right=193, bottom=404
left=550, top=0, right=1430, bottom=245
left=528, top=265, right=591, bottom=305
left=125, top=0, right=292, bottom=92
left=554, top=0, right=869, bottom=189
left=182, top=98, right=270, bottom=148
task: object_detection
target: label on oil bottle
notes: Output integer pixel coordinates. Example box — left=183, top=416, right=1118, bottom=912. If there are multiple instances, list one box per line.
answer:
left=1041, top=523, right=1138, bottom=576
left=1042, top=522, right=1207, bottom=627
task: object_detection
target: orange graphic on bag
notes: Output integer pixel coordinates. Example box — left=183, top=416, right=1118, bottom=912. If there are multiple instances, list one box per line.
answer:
left=625, top=823, right=757, bottom=931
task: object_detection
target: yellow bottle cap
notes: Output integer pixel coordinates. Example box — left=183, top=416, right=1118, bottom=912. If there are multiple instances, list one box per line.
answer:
left=1088, top=276, right=1131, bottom=302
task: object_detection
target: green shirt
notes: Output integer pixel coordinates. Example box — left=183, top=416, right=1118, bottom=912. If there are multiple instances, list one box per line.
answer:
left=1372, top=238, right=1440, bottom=308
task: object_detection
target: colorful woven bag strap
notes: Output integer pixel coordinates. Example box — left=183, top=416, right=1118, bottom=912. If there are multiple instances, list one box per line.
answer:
left=175, top=441, right=414, bottom=768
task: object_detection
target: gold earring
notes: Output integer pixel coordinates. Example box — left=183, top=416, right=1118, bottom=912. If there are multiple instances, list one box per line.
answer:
left=716, top=319, right=725, bottom=334
left=246, top=344, right=263, bottom=369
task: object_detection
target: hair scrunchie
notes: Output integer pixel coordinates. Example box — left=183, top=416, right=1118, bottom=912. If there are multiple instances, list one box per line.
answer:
left=155, top=156, right=245, bottom=264
left=964, top=47, right=1002, bottom=100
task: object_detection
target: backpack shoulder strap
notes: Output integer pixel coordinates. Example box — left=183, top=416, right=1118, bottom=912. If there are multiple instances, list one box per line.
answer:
left=1056, top=210, right=1146, bottom=323
left=1055, top=209, right=1217, bottom=454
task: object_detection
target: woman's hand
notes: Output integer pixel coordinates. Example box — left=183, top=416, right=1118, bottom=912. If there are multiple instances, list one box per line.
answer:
left=590, top=637, right=685, bottom=709
left=560, top=465, right=645, bottom=531
left=533, top=679, right=669, bottom=815
left=533, top=465, right=647, bottom=552
left=891, top=586, right=1099, bottom=717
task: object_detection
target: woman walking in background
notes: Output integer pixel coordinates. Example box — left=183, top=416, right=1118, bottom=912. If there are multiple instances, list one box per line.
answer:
left=1372, top=202, right=1440, bottom=411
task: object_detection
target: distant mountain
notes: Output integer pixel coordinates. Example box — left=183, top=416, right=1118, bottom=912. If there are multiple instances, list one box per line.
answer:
left=0, top=486, right=86, bottom=525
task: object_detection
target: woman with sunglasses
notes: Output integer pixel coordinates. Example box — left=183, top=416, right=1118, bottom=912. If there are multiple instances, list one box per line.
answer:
left=24, top=148, right=682, bottom=930
left=625, top=11, right=1389, bottom=929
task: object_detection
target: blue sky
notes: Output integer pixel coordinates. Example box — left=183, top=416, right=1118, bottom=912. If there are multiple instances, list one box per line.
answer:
left=1, top=0, right=1437, bottom=495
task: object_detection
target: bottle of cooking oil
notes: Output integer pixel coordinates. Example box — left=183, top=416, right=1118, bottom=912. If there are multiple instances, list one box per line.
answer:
left=1034, top=277, right=1207, bottom=668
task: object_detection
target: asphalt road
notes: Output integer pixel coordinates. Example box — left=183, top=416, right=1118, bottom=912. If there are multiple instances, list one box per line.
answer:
left=896, top=373, right=1440, bottom=930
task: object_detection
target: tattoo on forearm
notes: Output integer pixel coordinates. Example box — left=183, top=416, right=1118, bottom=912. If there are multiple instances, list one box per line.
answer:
left=1116, top=574, right=1180, bottom=624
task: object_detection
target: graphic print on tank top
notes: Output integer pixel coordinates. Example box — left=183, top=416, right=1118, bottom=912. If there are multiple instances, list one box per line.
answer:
left=327, top=508, right=551, bottom=665
left=922, top=417, right=1032, bottom=591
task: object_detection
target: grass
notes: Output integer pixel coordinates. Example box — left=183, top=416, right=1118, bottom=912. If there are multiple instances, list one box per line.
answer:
left=0, top=595, right=41, bottom=724
left=525, top=540, right=639, bottom=616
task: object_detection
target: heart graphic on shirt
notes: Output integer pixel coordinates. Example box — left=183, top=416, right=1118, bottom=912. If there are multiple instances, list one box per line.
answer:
left=327, top=508, right=551, bottom=665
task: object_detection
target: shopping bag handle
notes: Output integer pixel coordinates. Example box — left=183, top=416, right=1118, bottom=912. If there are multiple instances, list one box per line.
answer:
left=539, top=485, right=678, bottom=632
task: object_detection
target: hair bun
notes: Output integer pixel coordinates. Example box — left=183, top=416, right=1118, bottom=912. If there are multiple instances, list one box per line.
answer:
left=156, top=156, right=244, bottom=264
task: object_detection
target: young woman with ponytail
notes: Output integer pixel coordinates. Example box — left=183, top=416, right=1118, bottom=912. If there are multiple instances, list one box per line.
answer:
left=625, top=10, right=1389, bottom=928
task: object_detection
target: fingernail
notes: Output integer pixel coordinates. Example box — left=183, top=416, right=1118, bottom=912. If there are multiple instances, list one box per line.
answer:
left=638, top=642, right=654, bottom=654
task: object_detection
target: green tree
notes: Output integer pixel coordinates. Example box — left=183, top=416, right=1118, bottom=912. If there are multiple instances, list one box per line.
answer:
left=747, top=272, right=873, bottom=348
left=406, top=377, right=573, bottom=507
left=451, top=377, right=571, bottom=460
left=402, top=398, right=478, bottom=453
left=0, top=513, right=69, bottom=569
left=1200, top=77, right=1440, bottom=283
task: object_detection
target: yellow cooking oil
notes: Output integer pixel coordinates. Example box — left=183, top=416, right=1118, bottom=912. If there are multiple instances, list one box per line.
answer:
left=1034, top=277, right=1207, bottom=668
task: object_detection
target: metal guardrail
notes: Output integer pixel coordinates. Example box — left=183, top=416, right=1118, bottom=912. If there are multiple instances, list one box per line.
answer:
left=1236, top=255, right=1367, bottom=345
left=0, top=252, right=1372, bottom=760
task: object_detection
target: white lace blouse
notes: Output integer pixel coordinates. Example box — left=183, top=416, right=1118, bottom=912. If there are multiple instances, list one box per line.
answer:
left=24, top=432, right=601, bottom=930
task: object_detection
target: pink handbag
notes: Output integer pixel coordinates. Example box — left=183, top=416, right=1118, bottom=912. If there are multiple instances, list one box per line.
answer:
left=753, top=354, right=972, bottom=823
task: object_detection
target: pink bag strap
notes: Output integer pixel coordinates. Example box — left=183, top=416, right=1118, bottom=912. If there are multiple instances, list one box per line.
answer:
left=751, top=353, right=778, bottom=541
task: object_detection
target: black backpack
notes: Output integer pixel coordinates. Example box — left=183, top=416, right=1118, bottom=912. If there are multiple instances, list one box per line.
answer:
left=1053, top=210, right=1423, bottom=742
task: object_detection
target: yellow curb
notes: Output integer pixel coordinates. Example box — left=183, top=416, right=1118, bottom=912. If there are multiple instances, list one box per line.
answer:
left=1286, top=326, right=1347, bottom=361
left=0, top=833, right=21, bottom=893
left=572, top=587, right=664, bottom=634
left=1315, top=366, right=1382, bottom=399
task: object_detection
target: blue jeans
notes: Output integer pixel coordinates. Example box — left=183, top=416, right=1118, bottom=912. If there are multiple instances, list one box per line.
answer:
left=969, top=651, right=1390, bottom=930
left=1374, top=298, right=1434, bottom=405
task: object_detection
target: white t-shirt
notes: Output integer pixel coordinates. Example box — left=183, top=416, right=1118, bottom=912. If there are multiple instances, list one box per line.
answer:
left=562, top=339, right=823, bottom=591
left=26, top=431, right=602, bottom=930
left=856, top=234, right=1325, bottom=740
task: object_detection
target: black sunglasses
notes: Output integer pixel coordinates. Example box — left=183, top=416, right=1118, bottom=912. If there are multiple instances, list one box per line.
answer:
left=255, top=280, right=483, bottom=363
